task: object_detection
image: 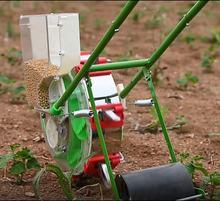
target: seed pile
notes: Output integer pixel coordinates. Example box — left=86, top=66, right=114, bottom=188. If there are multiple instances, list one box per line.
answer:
left=24, top=59, right=59, bottom=108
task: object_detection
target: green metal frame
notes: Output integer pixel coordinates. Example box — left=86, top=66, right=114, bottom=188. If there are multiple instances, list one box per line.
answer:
left=48, top=0, right=209, bottom=200
left=86, top=76, right=120, bottom=200
left=143, top=69, right=177, bottom=163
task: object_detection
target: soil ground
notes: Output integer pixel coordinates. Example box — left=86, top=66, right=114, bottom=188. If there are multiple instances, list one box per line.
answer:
left=0, top=1, right=220, bottom=200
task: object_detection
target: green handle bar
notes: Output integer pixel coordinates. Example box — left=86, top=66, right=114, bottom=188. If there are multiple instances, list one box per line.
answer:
left=120, top=0, right=208, bottom=99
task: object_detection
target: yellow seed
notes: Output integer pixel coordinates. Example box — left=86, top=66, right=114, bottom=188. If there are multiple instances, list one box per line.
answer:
left=24, top=59, right=59, bottom=109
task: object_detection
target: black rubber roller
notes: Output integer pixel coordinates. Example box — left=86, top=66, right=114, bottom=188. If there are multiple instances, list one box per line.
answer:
left=115, top=163, right=195, bottom=200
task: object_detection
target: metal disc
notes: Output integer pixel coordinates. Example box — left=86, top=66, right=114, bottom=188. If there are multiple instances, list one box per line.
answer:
left=41, top=75, right=92, bottom=174
left=46, top=117, right=59, bottom=149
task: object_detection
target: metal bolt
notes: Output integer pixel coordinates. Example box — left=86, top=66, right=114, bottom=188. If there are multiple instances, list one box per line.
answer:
left=54, top=75, right=60, bottom=81
left=62, top=145, right=67, bottom=152
left=59, top=51, right=64, bottom=56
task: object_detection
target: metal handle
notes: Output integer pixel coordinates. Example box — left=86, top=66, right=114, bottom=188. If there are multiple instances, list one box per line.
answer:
left=134, top=99, right=153, bottom=106
left=104, top=110, right=121, bottom=122
left=72, top=109, right=93, bottom=118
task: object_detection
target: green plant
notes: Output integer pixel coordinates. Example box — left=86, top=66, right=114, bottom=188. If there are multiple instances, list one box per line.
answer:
left=205, top=172, right=220, bottom=200
left=145, top=105, right=168, bottom=133
left=166, top=115, right=187, bottom=131
left=6, top=21, right=14, bottom=38
left=1, top=47, right=22, bottom=66
left=201, top=53, right=215, bottom=72
left=79, top=13, right=86, bottom=25
left=177, top=72, right=199, bottom=89
left=144, top=6, right=167, bottom=30
left=182, top=33, right=196, bottom=45
left=209, top=29, right=220, bottom=45
left=145, top=17, right=161, bottom=29
left=10, top=1, right=20, bottom=8
left=199, top=29, right=220, bottom=46
left=131, top=11, right=145, bottom=24
left=151, top=58, right=167, bottom=86
left=0, top=74, right=26, bottom=104
left=117, top=49, right=133, bottom=62
left=132, top=12, right=140, bottom=23
left=33, top=163, right=73, bottom=200
left=0, top=144, right=40, bottom=184
left=178, top=152, right=220, bottom=200
left=93, top=18, right=105, bottom=30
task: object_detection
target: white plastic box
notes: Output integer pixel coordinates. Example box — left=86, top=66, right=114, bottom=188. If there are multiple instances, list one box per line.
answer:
left=19, top=13, right=81, bottom=75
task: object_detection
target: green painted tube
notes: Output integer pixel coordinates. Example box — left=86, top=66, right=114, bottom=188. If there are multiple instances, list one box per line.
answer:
left=90, top=59, right=148, bottom=72
left=144, top=69, right=177, bottom=162
left=86, top=77, right=120, bottom=200
left=119, top=0, right=208, bottom=99
left=50, top=1, right=138, bottom=115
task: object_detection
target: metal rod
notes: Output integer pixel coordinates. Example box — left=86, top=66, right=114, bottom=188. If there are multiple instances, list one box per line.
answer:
left=119, top=0, right=208, bottom=99
left=90, top=58, right=148, bottom=72
left=144, top=69, right=177, bottom=162
left=85, top=77, right=120, bottom=200
left=176, top=194, right=205, bottom=201
left=50, top=1, right=138, bottom=115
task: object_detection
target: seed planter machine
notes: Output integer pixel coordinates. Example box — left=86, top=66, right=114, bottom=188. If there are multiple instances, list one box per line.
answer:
left=20, top=1, right=209, bottom=200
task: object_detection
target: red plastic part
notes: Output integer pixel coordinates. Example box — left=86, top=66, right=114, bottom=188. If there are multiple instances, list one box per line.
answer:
left=90, top=103, right=124, bottom=131
left=80, top=52, right=108, bottom=65
left=74, top=64, right=112, bottom=77
left=84, top=153, right=121, bottom=177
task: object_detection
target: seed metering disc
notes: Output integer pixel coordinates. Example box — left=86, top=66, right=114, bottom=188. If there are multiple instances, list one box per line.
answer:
left=41, top=74, right=92, bottom=174
left=46, top=117, right=59, bottom=149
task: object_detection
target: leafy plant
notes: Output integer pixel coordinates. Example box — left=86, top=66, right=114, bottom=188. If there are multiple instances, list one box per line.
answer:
left=33, top=163, right=73, bottom=200
left=131, top=10, right=146, bottom=24
left=144, top=7, right=167, bottom=30
left=166, top=115, right=187, bottom=131
left=177, top=72, right=199, bottom=89
left=201, top=53, right=215, bottom=72
left=117, top=49, right=133, bottom=62
left=1, top=47, right=22, bottom=66
left=0, top=74, right=15, bottom=85
left=132, top=12, right=141, bottom=23
left=145, top=105, right=168, bottom=133
left=209, top=29, right=220, bottom=45
left=199, top=31, right=220, bottom=45
left=10, top=1, right=21, bottom=9
left=0, top=143, right=40, bottom=184
left=151, top=60, right=167, bottom=86
left=6, top=21, right=14, bottom=38
left=178, top=152, right=220, bottom=200
left=205, top=172, right=220, bottom=200
left=182, top=33, right=196, bottom=45
left=145, top=17, right=161, bottom=29
left=93, top=18, right=105, bottom=30
left=79, top=13, right=86, bottom=25
left=0, top=74, right=26, bottom=104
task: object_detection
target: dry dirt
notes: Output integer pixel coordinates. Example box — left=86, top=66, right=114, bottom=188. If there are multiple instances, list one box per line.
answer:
left=0, top=1, right=220, bottom=200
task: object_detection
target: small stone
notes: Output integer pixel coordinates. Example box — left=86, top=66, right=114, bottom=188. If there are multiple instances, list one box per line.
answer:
left=13, top=124, right=19, bottom=129
left=33, top=136, right=44, bottom=142
left=22, top=137, right=28, bottom=142
left=25, top=192, right=35, bottom=197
